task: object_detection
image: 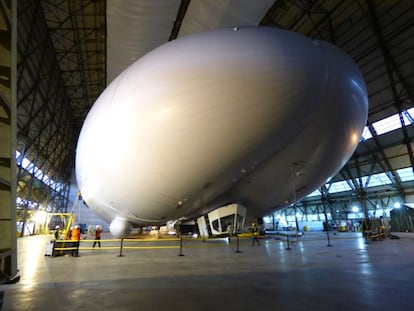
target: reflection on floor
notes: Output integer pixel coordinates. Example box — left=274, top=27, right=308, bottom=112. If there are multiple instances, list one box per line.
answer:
left=1, top=231, right=414, bottom=311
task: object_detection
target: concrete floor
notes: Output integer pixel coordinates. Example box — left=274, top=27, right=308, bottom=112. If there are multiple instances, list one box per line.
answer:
left=1, top=231, right=414, bottom=311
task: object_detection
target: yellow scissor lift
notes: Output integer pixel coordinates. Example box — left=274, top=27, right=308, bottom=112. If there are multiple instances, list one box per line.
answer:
left=45, top=213, right=75, bottom=239
left=362, top=218, right=386, bottom=242
left=44, top=193, right=82, bottom=239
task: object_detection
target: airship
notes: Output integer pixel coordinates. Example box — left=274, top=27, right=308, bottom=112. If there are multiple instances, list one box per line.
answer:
left=75, top=26, right=368, bottom=237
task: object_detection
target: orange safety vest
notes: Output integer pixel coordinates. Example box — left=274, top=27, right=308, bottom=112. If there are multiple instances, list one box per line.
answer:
left=72, top=228, right=81, bottom=241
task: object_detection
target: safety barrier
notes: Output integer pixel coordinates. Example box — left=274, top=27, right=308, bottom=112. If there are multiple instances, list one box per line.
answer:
left=47, top=233, right=362, bottom=257
left=79, top=238, right=181, bottom=249
left=49, top=237, right=185, bottom=257
left=47, top=235, right=251, bottom=257
left=49, top=240, right=81, bottom=257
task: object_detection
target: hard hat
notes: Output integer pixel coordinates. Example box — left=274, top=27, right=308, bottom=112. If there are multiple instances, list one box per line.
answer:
left=55, top=225, right=60, bottom=229
left=96, top=225, right=100, bottom=229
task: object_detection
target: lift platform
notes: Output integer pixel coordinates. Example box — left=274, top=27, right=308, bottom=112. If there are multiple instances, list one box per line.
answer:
left=45, top=193, right=84, bottom=239
left=363, top=219, right=386, bottom=241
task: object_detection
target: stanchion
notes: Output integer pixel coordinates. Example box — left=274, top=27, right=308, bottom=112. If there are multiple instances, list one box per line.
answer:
left=286, top=234, right=291, bottom=250
left=118, top=237, right=124, bottom=257
left=178, top=237, right=184, bottom=256
left=235, top=234, right=242, bottom=253
left=326, top=231, right=332, bottom=247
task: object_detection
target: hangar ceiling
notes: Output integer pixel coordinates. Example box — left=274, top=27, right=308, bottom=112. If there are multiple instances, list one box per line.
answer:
left=8, top=0, right=414, bottom=225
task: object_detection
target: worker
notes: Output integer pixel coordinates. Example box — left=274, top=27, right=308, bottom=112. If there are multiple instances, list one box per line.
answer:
left=251, top=223, right=261, bottom=246
left=71, top=225, right=81, bottom=257
left=380, top=216, right=390, bottom=237
left=54, top=225, right=60, bottom=240
left=93, top=225, right=102, bottom=248
left=66, top=226, right=73, bottom=240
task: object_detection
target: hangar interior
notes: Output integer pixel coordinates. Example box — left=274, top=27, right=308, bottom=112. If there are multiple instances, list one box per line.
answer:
left=1, top=0, right=414, bottom=284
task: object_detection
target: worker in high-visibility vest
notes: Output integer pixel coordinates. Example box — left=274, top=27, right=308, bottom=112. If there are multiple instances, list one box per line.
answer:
left=251, top=223, right=261, bottom=246
left=71, top=225, right=81, bottom=257
left=93, top=225, right=102, bottom=248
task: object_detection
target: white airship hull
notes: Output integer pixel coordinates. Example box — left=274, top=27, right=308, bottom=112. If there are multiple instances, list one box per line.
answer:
left=75, top=26, right=368, bottom=237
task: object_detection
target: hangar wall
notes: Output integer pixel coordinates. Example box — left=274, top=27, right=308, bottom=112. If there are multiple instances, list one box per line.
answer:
left=0, top=0, right=18, bottom=283
left=16, top=1, right=76, bottom=229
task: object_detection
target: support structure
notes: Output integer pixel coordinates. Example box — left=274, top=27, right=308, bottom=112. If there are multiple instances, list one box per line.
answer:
left=320, top=186, right=332, bottom=247
left=0, top=0, right=18, bottom=284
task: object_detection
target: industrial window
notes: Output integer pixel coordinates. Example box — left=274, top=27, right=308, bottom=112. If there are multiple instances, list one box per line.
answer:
left=361, top=107, right=414, bottom=140
left=373, top=114, right=404, bottom=135
left=397, top=167, right=414, bottom=182
left=361, top=173, right=393, bottom=187
left=305, top=171, right=399, bottom=199
left=15, top=151, right=63, bottom=198
left=306, top=189, right=321, bottom=197
left=328, top=181, right=352, bottom=193
left=361, top=126, right=372, bottom=140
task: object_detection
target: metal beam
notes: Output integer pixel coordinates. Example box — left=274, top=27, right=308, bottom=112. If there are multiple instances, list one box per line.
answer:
left=169, top=0, right=190, bottom=41
left=367, top=0, right=414, bottom=173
